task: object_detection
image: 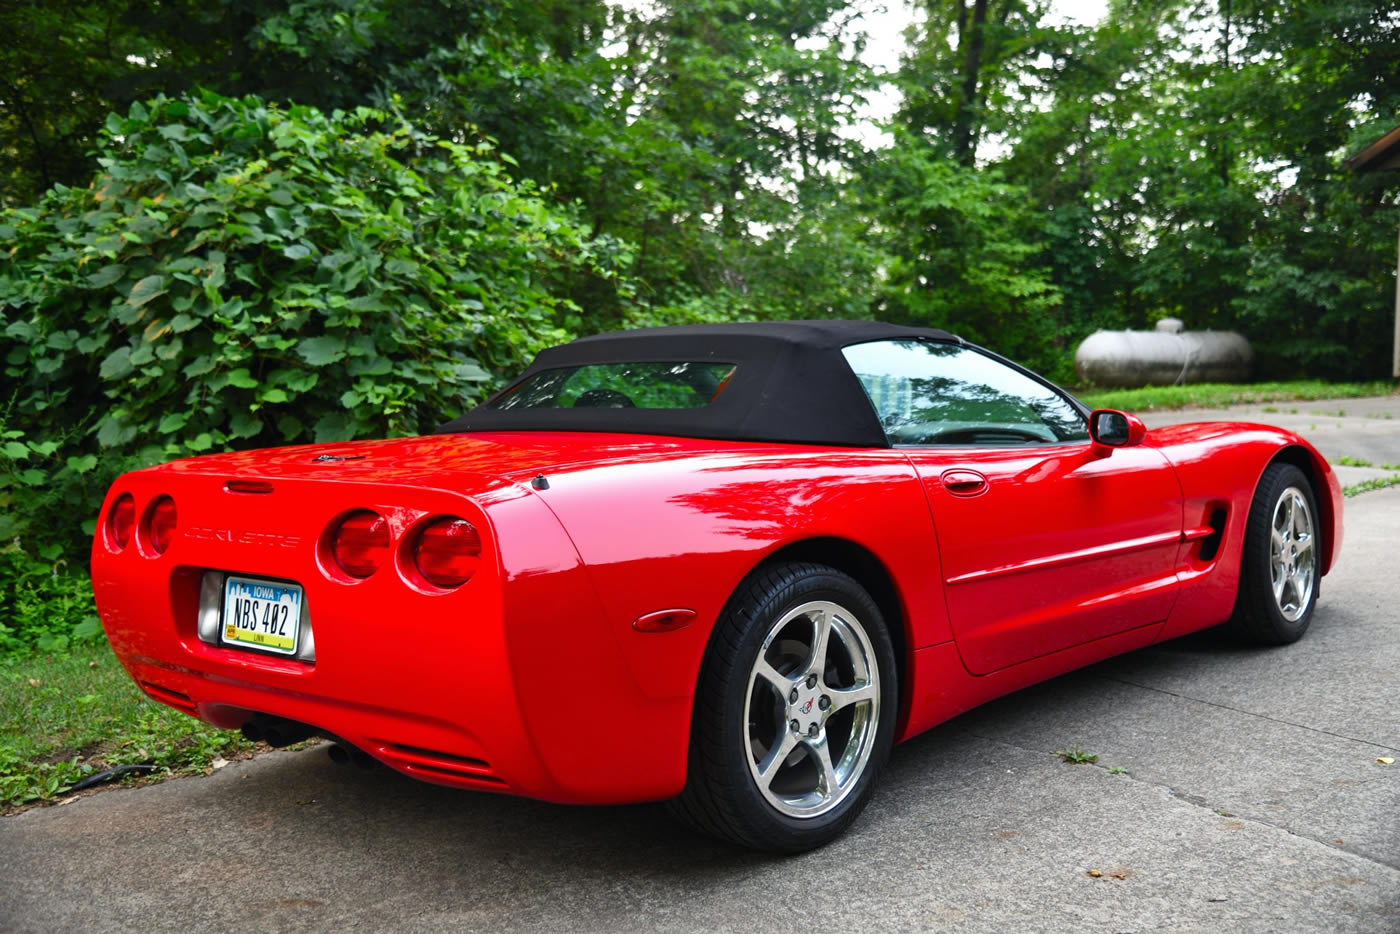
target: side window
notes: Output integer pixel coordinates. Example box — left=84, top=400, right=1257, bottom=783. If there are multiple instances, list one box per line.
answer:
left=842, top=340, right=1088, bottom=445
left=490, top=362, right=736, bottom=410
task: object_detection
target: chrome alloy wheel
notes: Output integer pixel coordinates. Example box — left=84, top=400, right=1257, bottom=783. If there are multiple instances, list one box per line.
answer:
left=1270, top=485, right=1316, bottom=622
left=743, top=600, right=880, bottom=819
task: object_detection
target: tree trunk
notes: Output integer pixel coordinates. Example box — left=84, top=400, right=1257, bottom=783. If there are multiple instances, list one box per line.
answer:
left=953, top=0, right=989, bottom=166
left=1218, top=0, right=1231, bottom=187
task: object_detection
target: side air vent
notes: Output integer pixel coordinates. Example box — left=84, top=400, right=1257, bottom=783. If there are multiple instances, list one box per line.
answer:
left=1198, top=507, right=1228, bottom=562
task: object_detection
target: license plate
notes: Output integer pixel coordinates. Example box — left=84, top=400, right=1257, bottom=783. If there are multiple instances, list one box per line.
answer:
left=221, top=576, right=302, bottom=656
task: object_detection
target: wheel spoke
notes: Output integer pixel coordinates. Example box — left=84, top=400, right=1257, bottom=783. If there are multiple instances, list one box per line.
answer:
left=1295, top=535, right=1314, bottom=558
left=1271, top=526, right=1286, bottom=557
left=753, top=658, right=792, bottom=695
left=1291, top=569, right=1309, bottom=607
left=807, top=606, right=832, bottom=678
left=1287, top=495, right=1298, bottom=537
left=756, top=730, right=799, bottom=791
left=827, top=681, right=876, bottom=713
left=1272, top=568, right=1286, bottom=602
left=806, top=734, right=839, bottom=798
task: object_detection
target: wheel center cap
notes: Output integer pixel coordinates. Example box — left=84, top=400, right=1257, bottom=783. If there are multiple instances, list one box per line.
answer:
left=790, top=683, right=824, bottom=732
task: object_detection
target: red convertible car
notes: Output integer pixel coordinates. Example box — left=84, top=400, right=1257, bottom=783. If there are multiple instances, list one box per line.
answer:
left=92, top=321, right=1341, bottom=851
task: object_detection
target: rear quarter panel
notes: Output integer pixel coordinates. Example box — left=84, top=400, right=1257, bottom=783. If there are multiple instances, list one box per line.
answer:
left=503, top=443, right=948, bottom=793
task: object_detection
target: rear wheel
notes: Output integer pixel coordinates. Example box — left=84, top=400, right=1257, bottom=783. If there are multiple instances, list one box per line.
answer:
left=671, top=562, right=897, bottom=852
left=1229, top=463, right=1320, bottom=645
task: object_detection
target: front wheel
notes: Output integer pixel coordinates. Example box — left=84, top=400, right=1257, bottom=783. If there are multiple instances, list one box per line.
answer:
left=671, top=562, right=898, bottom=852
left=1229, top=463, right=1321, bottom=645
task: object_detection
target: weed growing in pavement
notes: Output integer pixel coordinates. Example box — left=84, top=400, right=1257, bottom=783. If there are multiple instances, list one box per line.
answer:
left=1055, top=748, right=1099, bottom=765
left=1343, top=475, right=1400, bottom=497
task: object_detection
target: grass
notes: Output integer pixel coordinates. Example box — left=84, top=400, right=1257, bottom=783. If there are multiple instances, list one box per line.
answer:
left=0, top=643, right=255, bottom=810
left=1077, top=379, right=1397, bottom=412
left=1055, top=747, right=1099, bottom=764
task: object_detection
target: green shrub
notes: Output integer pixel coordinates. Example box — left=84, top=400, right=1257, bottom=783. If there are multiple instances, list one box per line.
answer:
left=1, top=91, right=630, bottom=454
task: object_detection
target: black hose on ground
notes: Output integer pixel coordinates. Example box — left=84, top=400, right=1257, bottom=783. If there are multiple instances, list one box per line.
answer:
left=66, top=763, right=157, bottom=793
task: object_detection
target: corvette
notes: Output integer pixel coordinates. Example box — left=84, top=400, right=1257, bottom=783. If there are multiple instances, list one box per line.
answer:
left=91, top=320, right=1341, bottom=851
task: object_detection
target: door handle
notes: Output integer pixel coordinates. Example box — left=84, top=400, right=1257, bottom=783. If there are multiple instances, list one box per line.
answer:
left=940, top=469, right=988, bottom=496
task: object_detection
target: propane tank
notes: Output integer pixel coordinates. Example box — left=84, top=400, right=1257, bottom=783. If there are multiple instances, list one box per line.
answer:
left=1074, top=319, right=1253, bottom=388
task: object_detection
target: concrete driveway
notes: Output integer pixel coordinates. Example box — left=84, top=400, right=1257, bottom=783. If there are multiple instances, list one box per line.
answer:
left=3, top=399, right=1399, bottom=933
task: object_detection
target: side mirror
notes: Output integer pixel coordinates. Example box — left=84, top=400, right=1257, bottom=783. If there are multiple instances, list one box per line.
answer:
left=1089, top=409, right=1147, bottom=451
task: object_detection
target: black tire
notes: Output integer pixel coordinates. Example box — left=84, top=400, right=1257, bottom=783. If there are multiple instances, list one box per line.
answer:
left=1228, top=463, right=1321, bottom=645
left=670, top=562, right=898, bottom=852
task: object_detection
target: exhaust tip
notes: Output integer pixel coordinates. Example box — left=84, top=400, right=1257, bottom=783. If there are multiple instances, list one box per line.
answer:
left=327, top=743, right=351, bottom=766
left=241, top=714, right=317, bottom=748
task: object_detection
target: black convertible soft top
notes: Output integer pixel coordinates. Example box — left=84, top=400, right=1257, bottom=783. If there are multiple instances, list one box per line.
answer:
left=438, top=320, right=962, bottom=447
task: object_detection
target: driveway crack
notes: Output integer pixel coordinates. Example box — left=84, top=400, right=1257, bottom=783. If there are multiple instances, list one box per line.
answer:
left=1101, top=675, right=1400, bottom=754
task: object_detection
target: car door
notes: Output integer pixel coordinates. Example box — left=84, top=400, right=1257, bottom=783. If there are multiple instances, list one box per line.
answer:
left=842, top=339, right=1183, bottom=675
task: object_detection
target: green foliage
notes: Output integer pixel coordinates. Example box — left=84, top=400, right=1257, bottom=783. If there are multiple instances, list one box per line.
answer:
left=0, top=1, right=166, bottom=207
left=0, top=0, right=603, bottom=207
left=867, top=135, right=1065, bottom=379
left=953, top=0, right=1400, bottom=381
left=0, top=545, right=101, bottom=656
left=2, top=92, right=621, bottom=451
left=1055, top=747, right=1099, bottom=764
left=0, top=414, right=116, bottom=654
left=0, top=644, right=255, bottom=807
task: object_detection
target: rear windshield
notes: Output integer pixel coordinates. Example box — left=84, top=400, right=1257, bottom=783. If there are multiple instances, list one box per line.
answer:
left=488, top=362, right=738, bottom=410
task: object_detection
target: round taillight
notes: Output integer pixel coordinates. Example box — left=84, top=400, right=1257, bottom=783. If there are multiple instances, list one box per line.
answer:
left=332, top=510, right=390, bottom=578
left=413, top=518, right=481, bottom=588
left=147, top=496, right=177, bottom=554
left=108, top=493, right=135, bottom=550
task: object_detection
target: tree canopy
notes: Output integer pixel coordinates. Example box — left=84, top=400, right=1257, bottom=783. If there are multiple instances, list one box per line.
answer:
left=5, top=1, right=1397, bottom=380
